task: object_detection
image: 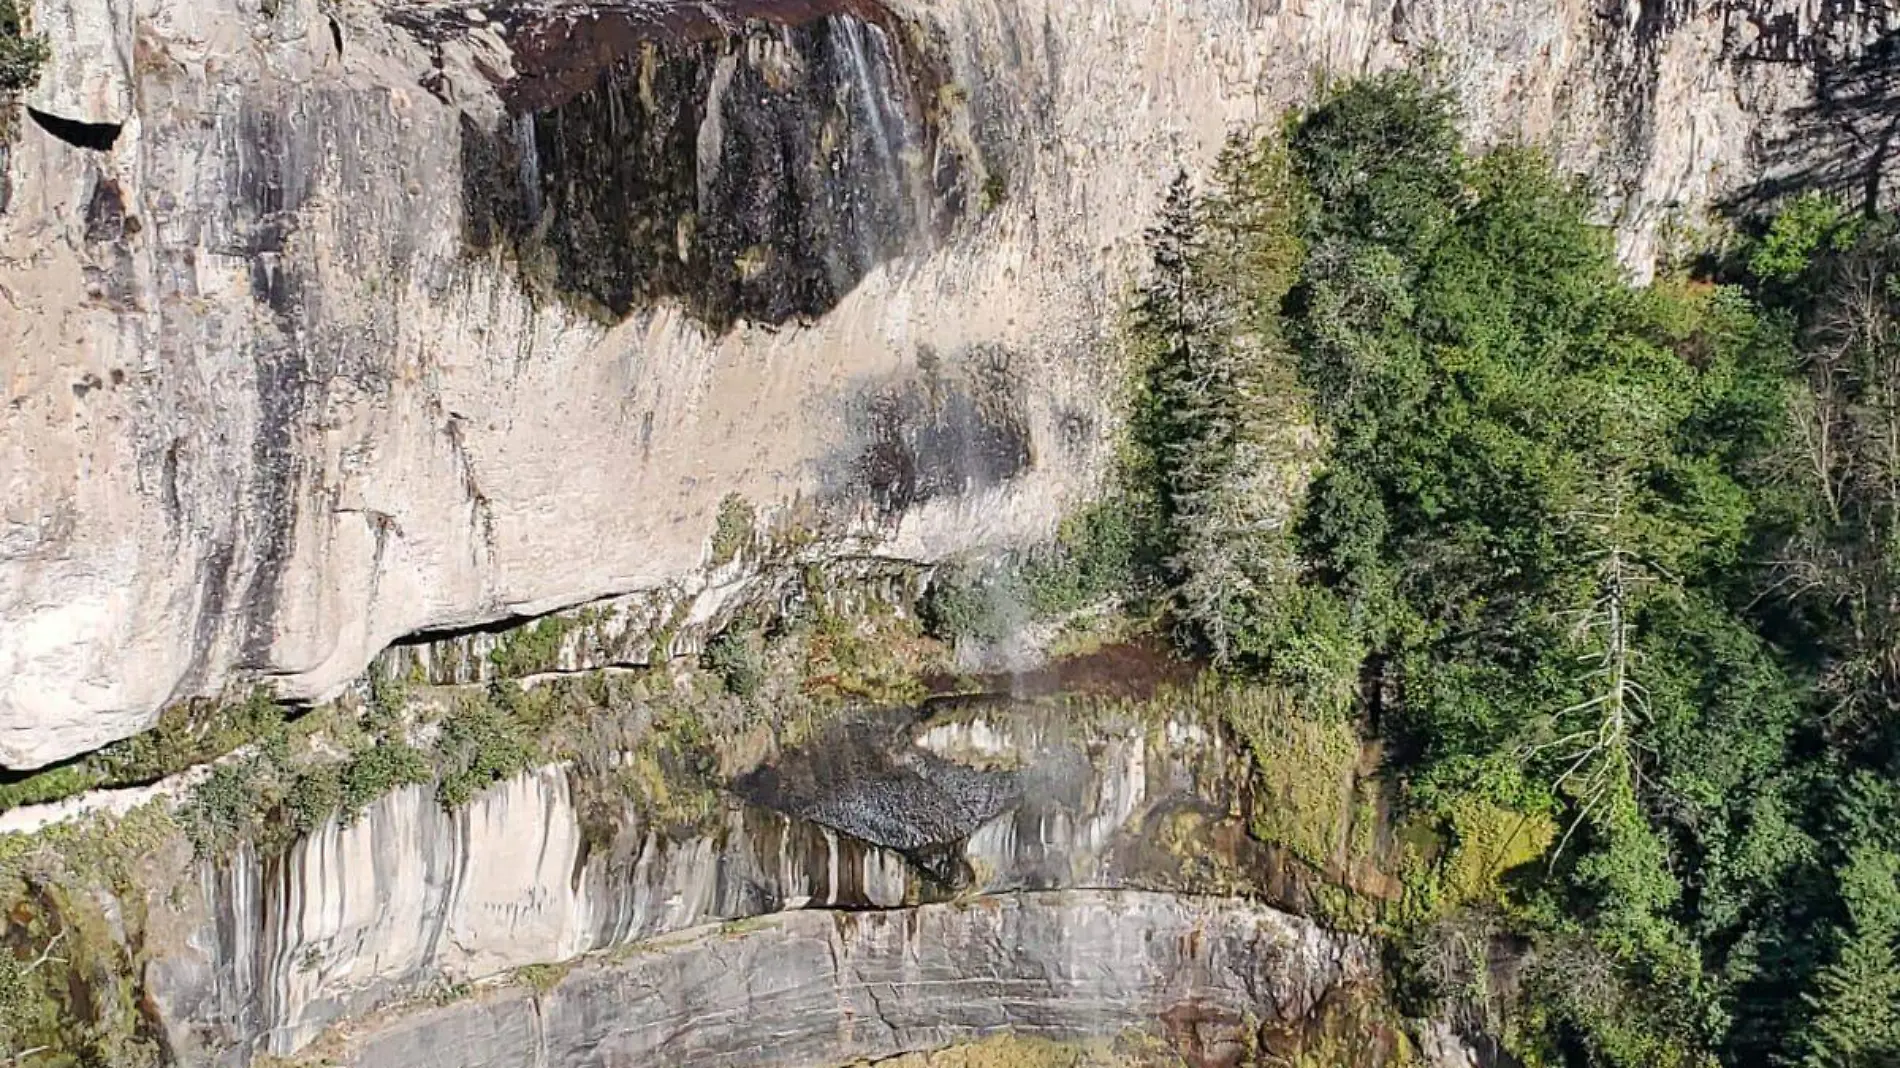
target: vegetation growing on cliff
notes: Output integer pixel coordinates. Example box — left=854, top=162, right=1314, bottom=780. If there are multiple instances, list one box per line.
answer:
left=0, top=0, right=47, bottom=100
left=1126, top=70, right=1900, bottom=1068
left=0, top=687, right=287, bottom=814
left=0, top=807, right=172, bottom=1067
left=921, top=499, right=1148, bottom=646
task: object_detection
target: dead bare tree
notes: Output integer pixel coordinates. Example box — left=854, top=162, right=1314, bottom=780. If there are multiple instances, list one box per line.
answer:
left=1520, top=483, right=1659, bottom=860
left=1769, top=238, right=1900, bottom=729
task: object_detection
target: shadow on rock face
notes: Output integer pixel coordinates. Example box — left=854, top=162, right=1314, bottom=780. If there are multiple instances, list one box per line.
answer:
left=731, top=712, right=1021, bottom=889
left=1723, top=21, right=1900, bottom=216
left=452, top=0, right=978, bottom=331
left=818, top=343, right=1035, bottom=521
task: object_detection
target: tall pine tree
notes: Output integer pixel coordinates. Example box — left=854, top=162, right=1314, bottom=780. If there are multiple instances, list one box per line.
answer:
left=1800, top=847, right=1900, bottom=1067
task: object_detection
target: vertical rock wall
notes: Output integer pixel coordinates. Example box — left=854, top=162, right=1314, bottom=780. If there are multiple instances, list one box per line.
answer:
left=337, top=891, right=1379, bottom=1068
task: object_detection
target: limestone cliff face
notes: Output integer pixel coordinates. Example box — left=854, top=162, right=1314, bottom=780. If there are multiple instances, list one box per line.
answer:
left=336, top=891, right=1376, bottom=1068
left=139, top=699, right=1291, bottom=1063
left=1, top=0, right=1893, bottom=766
left=149, top=772, right=919, bottom=1060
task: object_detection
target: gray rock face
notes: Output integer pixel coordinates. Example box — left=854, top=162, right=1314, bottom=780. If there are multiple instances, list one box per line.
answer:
left=334, top=890, right=1377, bottom=1068
left=3, top=0, right=1896, bottom=766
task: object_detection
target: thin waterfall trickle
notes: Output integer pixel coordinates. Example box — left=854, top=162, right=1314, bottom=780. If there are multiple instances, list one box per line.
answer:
left=834, top=18, right=908, bottom=244
left=514, top=111, right=542, bottom=226
left=858, top=19, right=922, bottom=161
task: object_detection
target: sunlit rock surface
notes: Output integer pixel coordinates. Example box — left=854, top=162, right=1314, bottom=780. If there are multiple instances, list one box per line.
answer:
left=147, top=770, right=919, bottom=1058
left=337, top=890, right=1377, bottom=1068
left=133, top=693, right=1378, bottom=1063
left=2, top=0, right=1894, bottom=765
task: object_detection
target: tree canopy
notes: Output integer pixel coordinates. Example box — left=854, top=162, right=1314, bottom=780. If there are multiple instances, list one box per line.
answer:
left=1130, top=71, right=1900, bottom=1066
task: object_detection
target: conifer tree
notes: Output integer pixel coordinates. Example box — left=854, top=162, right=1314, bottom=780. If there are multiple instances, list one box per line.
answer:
left=1800, top=847, right=1900, bottom=1067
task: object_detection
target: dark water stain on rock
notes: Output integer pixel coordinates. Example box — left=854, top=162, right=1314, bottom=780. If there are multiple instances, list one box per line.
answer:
left=732, top=712, right=1019, bottom=888
left=821, top=343, right=1034, bottom=519
left=79, top=175, right=140, bottom=309
left=451, top=0, right=978, bottom=330
left=233, top=104, right=317, bottom=668
left=84, top=176, right=127, bottom=243
left=393, top=0, right=901, bottom=114
left=923, top=637, right=1199, bottom=705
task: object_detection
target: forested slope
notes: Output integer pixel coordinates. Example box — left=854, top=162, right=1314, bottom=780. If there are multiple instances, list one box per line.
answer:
left=1057, top=73, right=1900, bottom=1067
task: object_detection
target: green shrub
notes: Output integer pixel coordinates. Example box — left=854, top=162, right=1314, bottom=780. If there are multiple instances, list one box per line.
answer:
left=1746, top=192, right=1859, bottom=284
left=1232, top=582, right=1364, bottom=717
left=702, top=626, right=766, bottom=697
left=0, top=876, right=160, bottom=1066
left=920, top=560, right=1018, bottom=644
left=433, top=697, right=535, bottom=809
left=338, top=741, right=432, bottom=820
left=710, top=493, right=756, bottom=566
left=281, top=765, right=343, bottom=836
left=0, top=0, right=47, bottom=99
left=0, top=762, right=104, bottom=811
left=366, top=666, right=409, bottom=731
left=619, top=705, right=719, bottom=832
left=513, top=961, right=572, bottom=996
left=488, top=615, right=575, bottom=677
left=180, top=759, right=274, bottom=857
left=1021, top=501, right=1144, bottom=617
left=98, top=686, right=284, bottom=786
left=920, top=499, right=1146, bottom=645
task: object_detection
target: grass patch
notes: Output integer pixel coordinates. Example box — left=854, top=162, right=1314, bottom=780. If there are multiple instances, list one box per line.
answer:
left=799, top=607, right=937, bottom=706
left=1184, top=679, right=1359, bottom=871
left=512, top=961, right=573, bottom=996
left=1436, top=799, right=1555, bottom=913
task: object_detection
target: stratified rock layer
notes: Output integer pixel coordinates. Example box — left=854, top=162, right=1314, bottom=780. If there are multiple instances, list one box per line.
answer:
left=333, top=890, right=1376, bottom=1068
left=3, top=0, right=1896, bottom=765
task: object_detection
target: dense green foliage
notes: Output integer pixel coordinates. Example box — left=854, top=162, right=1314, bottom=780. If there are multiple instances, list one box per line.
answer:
left=1132, top=71, right=1900, bottom=1067
left=176, top=676, right=436, bottom=856
left=702, top=623, right=767, bottom=697
left=432, top=681, right=540, bottom=809
left=0, top=0, right=47, bottom=100
left=486, top=614, right=577, bottom=677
